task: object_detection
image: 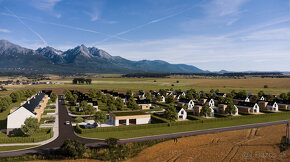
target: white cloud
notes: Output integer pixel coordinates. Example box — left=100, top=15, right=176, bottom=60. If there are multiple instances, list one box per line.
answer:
left=30, top=0, right=62, bottom=10
left=206, top=0, right=248, bottom=17
left=29, top=0, right=62, bottom=18
left=241, top=28, right=290, bottom=41
left=93, top=27, right=290, bottom=71
left=0, top=28, right=10, bottom=33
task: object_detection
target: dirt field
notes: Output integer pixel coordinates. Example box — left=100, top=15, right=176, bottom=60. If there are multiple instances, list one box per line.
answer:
left=127, top=124, right=290, bottom=162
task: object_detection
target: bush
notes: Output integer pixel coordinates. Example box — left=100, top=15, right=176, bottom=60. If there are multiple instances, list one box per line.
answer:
left=105, top=137, right=119, bottom=147
left=74, top=117, right=84, bottom=123
left=60, top=139, right=86, bottom=157
left=75, top=124, right=83, bottom=134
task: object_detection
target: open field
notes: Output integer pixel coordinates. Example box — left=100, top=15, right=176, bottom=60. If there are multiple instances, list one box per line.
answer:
left=1, top=78, right=290, bottom=97
left=128, top=124, right=290, bottom=162
left=78, top=111, right=290, bottom=139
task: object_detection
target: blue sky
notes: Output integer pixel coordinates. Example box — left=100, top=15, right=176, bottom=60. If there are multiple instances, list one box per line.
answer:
left=0, top=0, right=289, bottom=71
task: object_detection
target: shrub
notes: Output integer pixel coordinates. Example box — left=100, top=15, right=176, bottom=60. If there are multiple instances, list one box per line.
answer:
left=105, top=137, right=119, bottom=148
left=60, top=139, right=86, bottom=157
left=74, top=117, right=84, bottom=123
left=75, top=124, right=83, bottom=134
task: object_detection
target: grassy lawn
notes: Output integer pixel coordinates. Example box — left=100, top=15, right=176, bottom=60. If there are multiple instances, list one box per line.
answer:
left=0, top=102, right=21, bottom=130
left=43, top=110, right=55, bottom=115
left=0, top=128, right=53, bottom=144
left=0, top=145, right=38, bottom=152
left=78, top=112, right=290, bottom=139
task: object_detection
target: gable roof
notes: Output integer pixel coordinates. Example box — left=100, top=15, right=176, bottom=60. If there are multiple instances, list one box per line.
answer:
left=176, top=106, right=184, bottom=112
left=237, top=101, right=256, bottom=107
left=136, top=99, right=151, bottom=104
left=22, top=92, right=45, bottom=113
left=179, top=98, right=191, bottom=103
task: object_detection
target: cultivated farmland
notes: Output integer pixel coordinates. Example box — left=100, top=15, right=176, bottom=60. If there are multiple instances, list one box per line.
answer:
left=128, top=124, right=290, bottom=162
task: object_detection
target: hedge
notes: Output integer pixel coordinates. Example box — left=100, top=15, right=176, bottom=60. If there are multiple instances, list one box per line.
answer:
left=0, top=128, right=53, bottom=144
left=77, top=111, right=290, bottom=134
left=151, top=114, right=169, bottom=124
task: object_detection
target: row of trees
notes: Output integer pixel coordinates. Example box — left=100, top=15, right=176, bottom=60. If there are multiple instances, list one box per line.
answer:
left=72, top=78, right=92, bottom=84
left=0, top=89, right=38, bottom=113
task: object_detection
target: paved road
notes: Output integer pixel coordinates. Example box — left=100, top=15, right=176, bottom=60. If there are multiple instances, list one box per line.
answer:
left=0, top=95, right=289, bottom=157
left=0, top=95, right=104, bottom=157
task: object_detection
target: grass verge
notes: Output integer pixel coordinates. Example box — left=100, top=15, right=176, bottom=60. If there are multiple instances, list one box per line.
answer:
left=0, top=145, right=38, bottom=152
left=77, top=111, right=290, bottom=139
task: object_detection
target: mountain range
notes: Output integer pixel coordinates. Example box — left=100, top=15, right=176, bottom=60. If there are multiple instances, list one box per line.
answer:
left=0, top=40, right=205, bottom=74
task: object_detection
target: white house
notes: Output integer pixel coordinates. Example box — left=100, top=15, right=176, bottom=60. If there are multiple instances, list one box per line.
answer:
left=109, top=111, right=151, bottom=126
left=267, top=102, right=278, bottom=111
left=233, top=105, right=239, bottom=115
left=260, top=96, right=265, bottom=101
left=237, top=102, right=260, bottom=113
left=176, top=107, right=187, bottom=120
left=207, top=99, right=215, bottom=108
left=6, top=107, right=37, bottom=134
left=161, top=95, right=165, bottom=102
left=178, top=99, right=194, bottom=110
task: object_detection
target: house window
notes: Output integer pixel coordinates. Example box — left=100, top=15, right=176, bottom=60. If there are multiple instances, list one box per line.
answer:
left=181, top=111, right=184, bottom=115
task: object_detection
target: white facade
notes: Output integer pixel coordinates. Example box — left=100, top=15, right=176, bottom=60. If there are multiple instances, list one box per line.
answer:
left=234, top=105, right=239, bottom=115
left=209, top=107, right=214, bottom=117
left=208, top=99, right=215, bottom=108
left=93, top=105, right=99, bottom=111
left=161, top=96, right=165, bottom=102
left=187, top=100, right=195, bottom=110
left=109, top=115, right=151, bottom=126
left=7, top=107, right=37, bottom=129
left=251, top=103, right=260, bottom=113
left=245, top=97, right=250, bottom=102
left=136, top=117, right=151, bottom=124
left=267, top=102, right=278, bottom=111
left=177, top=108, right=187, bottom=120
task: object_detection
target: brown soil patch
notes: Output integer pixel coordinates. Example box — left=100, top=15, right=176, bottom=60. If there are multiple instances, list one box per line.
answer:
left=127, top=124, right=290, bottom=162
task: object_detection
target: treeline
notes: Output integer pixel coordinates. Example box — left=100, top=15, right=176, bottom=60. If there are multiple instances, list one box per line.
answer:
left=72, top=78, right=92, bottom=84
left=122, top=72, right=285, bottom=78
left=0, top=89, right=37, bottom=112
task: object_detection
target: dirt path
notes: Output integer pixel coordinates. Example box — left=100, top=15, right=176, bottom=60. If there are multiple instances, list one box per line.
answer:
left=127, top=124, right=289, bottom=162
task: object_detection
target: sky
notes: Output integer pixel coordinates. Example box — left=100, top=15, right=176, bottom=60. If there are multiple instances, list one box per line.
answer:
left=0, top=0, right=289, bottom=71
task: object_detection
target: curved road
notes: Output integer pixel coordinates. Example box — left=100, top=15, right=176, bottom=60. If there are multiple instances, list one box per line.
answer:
left=0, top=96, right=104, bottom=157
left=0, top=95, right=289, bottom=157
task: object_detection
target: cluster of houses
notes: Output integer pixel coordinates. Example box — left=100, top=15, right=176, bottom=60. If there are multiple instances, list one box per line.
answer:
left=70, top=90, right=99, bottom=111
left=100, top=90, right=152, bottom=110
left=6, top=90, right=52, bottom=135
left=0, top=81, right=63, bottom=86
left=95, top=89, right=289, bottom=126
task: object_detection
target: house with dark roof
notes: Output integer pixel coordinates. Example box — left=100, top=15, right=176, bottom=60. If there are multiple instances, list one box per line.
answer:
left=236, top=102, right=259, bottom=113
left=176, top=107, right=187, bottom=120
left=275, top=100, right=290, bottom=110
left=178, top=99, right=195, bottom=110
left=7, top=92, right=49, bottom=135
left=216, top=92, right=227, bottom=97
left=266, top=101, right=279, bottom=111
left=136, top=99, right=152, bottom=110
